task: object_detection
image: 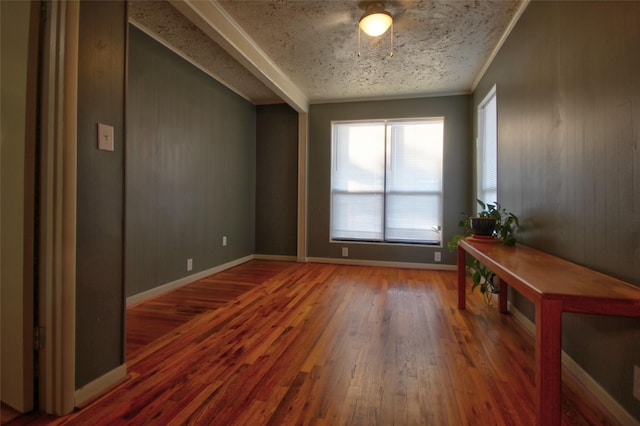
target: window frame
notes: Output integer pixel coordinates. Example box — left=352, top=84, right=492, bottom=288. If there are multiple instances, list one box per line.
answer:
left=329, top=117, right=444, bottom=246
left=477, top=85, right=498, bottom=206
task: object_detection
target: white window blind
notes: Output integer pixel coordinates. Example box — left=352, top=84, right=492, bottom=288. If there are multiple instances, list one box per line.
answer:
left=331, top=118, right=443, bottom=244
left=478, top=88, right=498, bottom=205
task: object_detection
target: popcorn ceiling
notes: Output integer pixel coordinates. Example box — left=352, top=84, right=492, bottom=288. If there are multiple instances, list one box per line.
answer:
left=130, top=0, right=522, bottom=104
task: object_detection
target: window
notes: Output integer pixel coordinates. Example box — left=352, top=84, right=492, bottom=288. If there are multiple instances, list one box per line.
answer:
left=477, top=87, right=497, bottom=204
left=330, top=118, right=444, bottom=245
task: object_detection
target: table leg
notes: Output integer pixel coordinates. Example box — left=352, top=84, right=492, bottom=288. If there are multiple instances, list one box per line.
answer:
left=457, top=246, right=466, bottom=310
left=535, top=299, right=563, bottom=426
left=498, top=277, right=508, bottom=314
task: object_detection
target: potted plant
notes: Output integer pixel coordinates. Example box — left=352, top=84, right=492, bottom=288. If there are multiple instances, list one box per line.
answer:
left=469, top=216, right=496, bottom=237
left=447, top=200, right=520, bottom=306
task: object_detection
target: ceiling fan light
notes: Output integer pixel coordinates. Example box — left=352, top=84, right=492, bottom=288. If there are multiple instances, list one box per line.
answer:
left=359, top=10, right=392, bottom=37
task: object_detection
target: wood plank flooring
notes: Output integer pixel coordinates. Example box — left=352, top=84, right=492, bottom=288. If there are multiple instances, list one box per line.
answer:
left=126, top=261, right=282, bottom=358
left=8, top=260, right=618, bottom=425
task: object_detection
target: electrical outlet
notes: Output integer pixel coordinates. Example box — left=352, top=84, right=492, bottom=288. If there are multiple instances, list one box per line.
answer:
left=97, top=123, right=114, bottom=151
left=434, top=251, right=441, bottom=262
left=187, top=258, right=193, bottom=272
left=222, top=236, right=227, bottom=246
left=634, top=365, right=640, bottom=401
left=342, top=247, right=348, bottom=257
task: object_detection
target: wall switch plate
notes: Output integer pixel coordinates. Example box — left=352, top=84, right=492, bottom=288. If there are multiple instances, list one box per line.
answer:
left=341, top=247, right=348, bottom=257
left=434, top=251, right=442, bottom=262
left=222, top=236, right=227, bottom=246
left=187, top=258, right=193, bottom=272
left=97, top=123, right=114, bottom=151
left=634, top=365, right=640, bottom=401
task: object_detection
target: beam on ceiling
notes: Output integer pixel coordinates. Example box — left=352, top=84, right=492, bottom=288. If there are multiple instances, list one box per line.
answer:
left=170, top=0, right=309, bottom=113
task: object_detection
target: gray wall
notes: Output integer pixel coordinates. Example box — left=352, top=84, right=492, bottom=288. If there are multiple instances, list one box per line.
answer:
left=307, top=97, right=472, bottom=265
left=255, top=104, right=298, bottom=256
left=76, top=1, right=127, bottom=388
left=126, top=25, right=256, bottom=297
left=1, top=0, right=36, bottom=410
left=474, top=0, right=640, bottom=419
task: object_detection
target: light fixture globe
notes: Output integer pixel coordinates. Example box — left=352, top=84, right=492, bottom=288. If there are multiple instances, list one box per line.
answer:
left=358, top=1, right=393, bottom=37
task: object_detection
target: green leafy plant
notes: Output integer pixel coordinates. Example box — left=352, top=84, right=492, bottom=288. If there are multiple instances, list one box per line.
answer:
left=448, top=200, right=520, bottom=306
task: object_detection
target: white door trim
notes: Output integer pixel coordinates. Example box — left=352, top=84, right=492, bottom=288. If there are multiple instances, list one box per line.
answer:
left=38, top=0, right=78, bottom=415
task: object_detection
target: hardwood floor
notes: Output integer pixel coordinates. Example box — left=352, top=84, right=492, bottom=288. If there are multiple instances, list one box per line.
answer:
left=8, top=260, right=617, bottom=425
left=126, top=261, right=280, bottom=358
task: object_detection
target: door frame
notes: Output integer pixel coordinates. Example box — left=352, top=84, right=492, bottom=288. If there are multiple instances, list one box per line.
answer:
left=37, top=0, right=78, bottom=415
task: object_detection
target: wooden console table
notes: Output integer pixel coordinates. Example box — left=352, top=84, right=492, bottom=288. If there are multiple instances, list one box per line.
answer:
left=457, top=237, right=640, bottom=426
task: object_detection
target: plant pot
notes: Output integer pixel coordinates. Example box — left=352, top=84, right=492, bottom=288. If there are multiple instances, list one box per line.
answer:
left=470, top=217, right=496, bottom=236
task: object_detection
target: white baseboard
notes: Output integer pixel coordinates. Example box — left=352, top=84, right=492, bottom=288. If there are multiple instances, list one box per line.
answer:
left=508, top=302, right=535, bottom=335
left=508, top=303, right=637, bottom=426
left=306, top=256, right=457, bottom=271
left=253, top=254, right=298, bottom=262
left=74, top=364, right=127, bottom=408
left=126, top=255, right=254, bottom=307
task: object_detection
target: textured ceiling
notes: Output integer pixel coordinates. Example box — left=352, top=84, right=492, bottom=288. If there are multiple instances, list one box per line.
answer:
left=129, top=0, right=282, bottom=104
left=129, top=0, right=525, bottom=107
